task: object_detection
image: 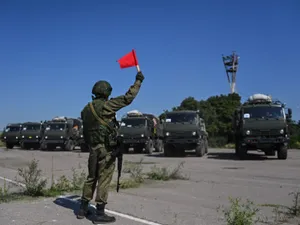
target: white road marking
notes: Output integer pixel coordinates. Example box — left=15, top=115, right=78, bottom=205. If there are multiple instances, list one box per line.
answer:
left=0, top=176, right=163, bottom=225
left=0, top=176, right=25, bottom=187
left=59, top=195, right=163, bottom=225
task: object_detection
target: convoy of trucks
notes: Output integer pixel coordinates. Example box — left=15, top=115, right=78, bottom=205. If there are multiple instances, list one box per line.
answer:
left=0, top=96, right=293, bottom=160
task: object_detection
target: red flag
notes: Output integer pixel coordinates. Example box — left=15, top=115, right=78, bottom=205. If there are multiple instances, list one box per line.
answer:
left=117, top=49, right=139, bottom=69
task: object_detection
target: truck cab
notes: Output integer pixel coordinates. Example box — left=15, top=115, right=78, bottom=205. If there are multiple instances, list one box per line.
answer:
left=233, top=93, right=292, bottom=160
left=20, top=122, right=45, bottom=150
left=2, top=123, right=23, bottom=149
left=162, top=110, right=208, bottom=157
left=118, top=110, right=163, bottom=154
left=40, top=116, right=82, bottom=151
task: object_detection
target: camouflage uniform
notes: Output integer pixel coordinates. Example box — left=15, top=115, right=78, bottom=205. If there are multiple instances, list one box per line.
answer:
left=77, top=71, right=144, bottom=223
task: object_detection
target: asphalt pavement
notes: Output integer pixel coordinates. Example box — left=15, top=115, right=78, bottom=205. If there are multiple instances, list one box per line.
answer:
left=0, top=147, right=300, bottom=225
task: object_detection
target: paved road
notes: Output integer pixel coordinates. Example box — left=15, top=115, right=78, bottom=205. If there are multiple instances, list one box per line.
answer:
left=0, top=147, right=300, bottom=225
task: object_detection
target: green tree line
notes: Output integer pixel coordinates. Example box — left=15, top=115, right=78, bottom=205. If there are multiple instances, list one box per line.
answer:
left=159, top=93, right=300, bottom=148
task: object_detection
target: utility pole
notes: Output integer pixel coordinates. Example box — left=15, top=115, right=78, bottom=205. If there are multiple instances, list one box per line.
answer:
left=222, top=51, right=240, bottom=93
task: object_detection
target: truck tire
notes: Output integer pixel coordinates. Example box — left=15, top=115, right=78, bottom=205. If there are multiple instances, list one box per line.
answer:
left=277, top=145, right=287, bottom=160
left=6, top=143, right=14, bottom=149
left=195, top=142, right=205, bottom=157
left=145, top=139, right=153, bottom=154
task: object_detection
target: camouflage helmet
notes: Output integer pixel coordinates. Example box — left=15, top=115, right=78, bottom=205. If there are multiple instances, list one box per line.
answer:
left=92, top=80, right=112, bottom=98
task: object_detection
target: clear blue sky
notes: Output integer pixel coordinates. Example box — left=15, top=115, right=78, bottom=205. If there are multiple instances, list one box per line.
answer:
left=1, top=0, right=299, bottom=128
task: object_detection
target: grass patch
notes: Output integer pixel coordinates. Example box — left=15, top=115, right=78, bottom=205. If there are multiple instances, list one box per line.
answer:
left=219, top=190, right=300, bottom=225
left=111, top=158, right=145, bottom=190
left=224, top=143, right=235, bottom=149
left=0, top=158, right=87, bottom=203
left=217, top=197, right=260, bottom=225
left=114, top=159, right=189, bottom=190
left=146, top=161, right=189, bottom=181
left=1, top=156, right=190, bottom=201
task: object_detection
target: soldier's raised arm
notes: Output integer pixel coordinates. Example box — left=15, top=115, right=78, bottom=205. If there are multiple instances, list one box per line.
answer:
left=103, top=71, right=144, bottom=114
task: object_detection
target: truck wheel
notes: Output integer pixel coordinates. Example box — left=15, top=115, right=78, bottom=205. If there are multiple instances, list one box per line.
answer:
left=163, top=144, right=173, bottom=157
left=195, top=142, right=205, bottom=157
left=6, top=143, right=14, bottom=149
left=145, top=139, right=153, bottom=154
left=65, top=140, right=74, bottom=151
left=277, top=145, right=287, bottom=160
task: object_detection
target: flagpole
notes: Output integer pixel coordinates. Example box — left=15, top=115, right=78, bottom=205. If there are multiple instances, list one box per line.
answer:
left=132, top=49, right=140, bottom=72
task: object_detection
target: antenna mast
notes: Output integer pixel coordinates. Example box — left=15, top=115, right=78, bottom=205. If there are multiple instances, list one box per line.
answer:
left=222, top=51, right=240, bottom=93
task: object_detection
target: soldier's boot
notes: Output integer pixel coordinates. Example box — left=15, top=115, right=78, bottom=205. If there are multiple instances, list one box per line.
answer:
left=76, top=199, right=91, bottom=219
left=92, top=203, right=116, bottom=224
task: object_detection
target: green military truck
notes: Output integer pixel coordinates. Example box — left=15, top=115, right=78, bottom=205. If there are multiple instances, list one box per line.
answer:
left=77, top=122, right=89, bottom=152
left=162, top=110, right=208, bottom=157
left=1, top=123, right=23, bottom=149
left=233, top=93, right=292, bottom=160
left=20, top=122, right=45, bottom=150
left=40, top=116, right=82, bottom=151
left=118, top=110, right=163, bottom=154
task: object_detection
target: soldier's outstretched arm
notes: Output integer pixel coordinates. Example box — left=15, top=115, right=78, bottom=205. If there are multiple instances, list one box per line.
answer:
left=103, top=72, right=144, bottom=113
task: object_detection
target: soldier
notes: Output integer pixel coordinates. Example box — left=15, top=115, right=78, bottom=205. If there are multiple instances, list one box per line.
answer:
left=77, top=71, right=144, bottom=223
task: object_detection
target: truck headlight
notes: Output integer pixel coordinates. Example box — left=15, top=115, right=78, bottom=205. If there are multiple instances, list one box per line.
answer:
left=280, top=129, right=284, bottom=134
left=246, top=130, right=250, bottom=135
left=141, top=134, right=144, bottom=137
left=192, top=131, right=196, bottom=136
left=166, top=132, right=170, bottom=136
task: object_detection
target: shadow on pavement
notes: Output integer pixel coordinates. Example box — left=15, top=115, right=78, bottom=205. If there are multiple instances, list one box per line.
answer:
left=146, top=152, right=198, bottom=158
left=207, top=152, right=278, bottom=161
left=53, top=195, right=96, bottom=222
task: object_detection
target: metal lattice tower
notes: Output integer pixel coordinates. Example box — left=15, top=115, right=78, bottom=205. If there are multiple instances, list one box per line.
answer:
left=222, top=51, right=240, bottom=93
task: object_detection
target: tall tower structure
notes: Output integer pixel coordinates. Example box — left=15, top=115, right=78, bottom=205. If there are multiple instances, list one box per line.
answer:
left=222, top=51, right=240, bottom=93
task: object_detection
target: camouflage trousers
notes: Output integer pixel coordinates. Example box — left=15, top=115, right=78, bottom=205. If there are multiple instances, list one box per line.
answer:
left=81, top=143, right=116, bottom=204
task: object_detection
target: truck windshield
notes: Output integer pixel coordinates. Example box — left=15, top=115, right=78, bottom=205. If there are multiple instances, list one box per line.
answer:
left=23, top=125, right=41, bottom=131
left=165, top=113, right=197, bottom=123
left=46, top=123, right=66, bottom=130
left=120, top=118, right=146, bottom=127
left=5, top=126, right=21, bottom=132
left=243, top=106, right=284, bottom=119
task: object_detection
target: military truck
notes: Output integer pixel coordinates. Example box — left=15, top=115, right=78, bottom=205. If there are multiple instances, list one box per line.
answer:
left=78, top=123, right=89, bottom=152
left=233, top=93, right=292, bottom=160
left=1, top=123, right=23, bottom=149
left=40, top=116, right=82, bottom=151
left=162, top=110, right=208, bottom=157
left=19, top=122, right=45, bottom=150
left=118, top=110, right=163, bottom=154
